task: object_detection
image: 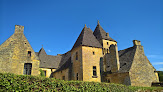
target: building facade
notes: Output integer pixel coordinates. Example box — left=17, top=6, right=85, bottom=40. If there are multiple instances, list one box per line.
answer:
left=0, top=22, right=159, bottom=87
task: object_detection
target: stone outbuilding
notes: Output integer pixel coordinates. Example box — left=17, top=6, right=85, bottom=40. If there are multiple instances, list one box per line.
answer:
left=0, top=25, right=40, bottom=76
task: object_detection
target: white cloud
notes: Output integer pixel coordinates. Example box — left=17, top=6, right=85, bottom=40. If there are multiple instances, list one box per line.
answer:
left=147, top=55, right=163, bottom=59
left=157, top=68, right=163, bottom=71
left=48, top=50, right=51, bottom=52
left=152, top=62, right=163, bottom=65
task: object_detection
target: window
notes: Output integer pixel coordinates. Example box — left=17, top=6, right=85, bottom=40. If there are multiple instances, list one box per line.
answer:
left=62, top=76, right=65, bottom=80
left=107, top=79, right=110, bottom=83
left=93, top=51, right=95, bottom=55
left=107, top=42, right=109, bottom=45
left=76, top=73, right=79, bottom=80
left=76, top=52, right=78, bottom=60
left=23, top=63, right=32, bottom=75
left=43, top=70, right=46, bottom=76
left=107, top=49, right=109, bottom=54
left=93, top=66, right=97, bottom=76
left=28, top=51, right=31, bottom=57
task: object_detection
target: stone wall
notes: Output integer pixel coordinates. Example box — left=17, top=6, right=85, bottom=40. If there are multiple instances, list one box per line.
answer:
left=105, top=72, right=131, bottom=85
left=102, top=39, right=117, bottom=55
left=102, top=39, right=117, bottom=72
left=129, top=45, right=159, bottom=87
left=53, top=68, right=69, bottom=80
left=82, top=46, right=103, bottom=82
left=109, top=45, right=120, bottom=73
left=71, top=46, right=83, bottom=81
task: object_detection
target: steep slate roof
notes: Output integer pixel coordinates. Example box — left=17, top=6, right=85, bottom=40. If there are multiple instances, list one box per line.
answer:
left=93, top=21, right=116, bottom=42
left=53, top=51, right=71, bottom=72
left=37, top=47, right=62, bottom=69
left=72, top=25, right=102, bottom=49
left=106, top=46, right=136, bottom=73
left=118, top=46, right=136, bottom=72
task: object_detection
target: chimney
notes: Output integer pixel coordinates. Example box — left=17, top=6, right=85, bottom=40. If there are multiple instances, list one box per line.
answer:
left=109, top=44, right=120, bottom=72
left=106, top=33, right=109, bottom=37
left=15, top=25, right=24, bottom=33
left=133, top=40, right=141, bottom=46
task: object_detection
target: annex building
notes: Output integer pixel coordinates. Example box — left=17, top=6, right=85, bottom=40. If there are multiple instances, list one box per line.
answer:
left=0, top=21, right=159, bottom=87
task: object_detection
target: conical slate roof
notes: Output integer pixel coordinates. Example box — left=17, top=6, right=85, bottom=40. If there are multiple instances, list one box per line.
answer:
left=93, top=21, right=116, bottom=42
left=72, top=25, right=102, bottom=49
left=37, top=47, right=62, bottom=68
left=38, top=47, right=47, bottom=55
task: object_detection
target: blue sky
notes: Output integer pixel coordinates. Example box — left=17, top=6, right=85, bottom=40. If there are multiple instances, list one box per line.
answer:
left=0, top=0, right=163, bottom=71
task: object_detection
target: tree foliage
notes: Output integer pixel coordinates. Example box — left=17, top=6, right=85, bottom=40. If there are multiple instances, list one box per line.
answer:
left=158, top=71, right=163, bottom=82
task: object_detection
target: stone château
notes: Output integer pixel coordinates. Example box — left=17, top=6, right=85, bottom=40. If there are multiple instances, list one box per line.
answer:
left=0, top=21, right=159, bottom=87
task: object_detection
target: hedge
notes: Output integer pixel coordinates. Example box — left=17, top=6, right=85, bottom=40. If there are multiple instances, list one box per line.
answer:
left=0, top=73, right=163, bottom=92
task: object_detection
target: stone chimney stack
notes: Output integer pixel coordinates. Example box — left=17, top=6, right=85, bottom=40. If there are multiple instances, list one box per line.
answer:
left=109, top=44, right=120, bottom=72
left=106, top=33, right=109, bottom=37
left=15, top=25, right=24, bottom=34
left=133, top=40, right=141, bottom=46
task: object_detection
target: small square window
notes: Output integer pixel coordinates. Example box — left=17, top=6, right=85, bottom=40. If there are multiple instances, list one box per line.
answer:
left=93, top=51, right=95, bottom=55
left=28, top=51, right=31, bottom=57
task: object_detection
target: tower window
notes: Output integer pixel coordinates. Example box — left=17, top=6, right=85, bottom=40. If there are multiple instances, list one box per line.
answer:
left=107, top=49, right=109, bottom=54
left=76, top=73, right=79, bottom=80
left=107, top=42, right=109, bottom=45
left=76, top=52, right=78, bottom=60
left=93, top=51, right=95, bottom=55
left=93, top=66, right=97, bottom=76
left=23, top=63, right=32, bottom=75
left=28, top=51, right=31, bottom=57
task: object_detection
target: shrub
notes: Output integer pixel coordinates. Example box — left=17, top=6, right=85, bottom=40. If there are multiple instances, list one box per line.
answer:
left=0, top=73, right=163, bottom=92
left=39, top=69, right=45, bottom=77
